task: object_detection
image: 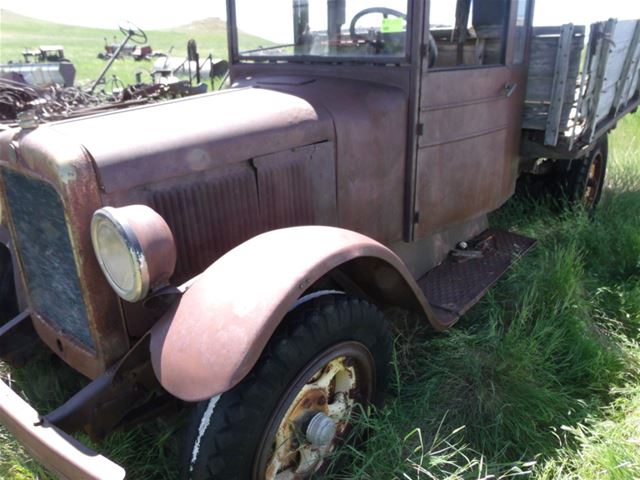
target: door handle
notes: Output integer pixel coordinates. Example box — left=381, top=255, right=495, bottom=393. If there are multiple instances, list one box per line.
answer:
left=504, top=83, right=518, bottom=98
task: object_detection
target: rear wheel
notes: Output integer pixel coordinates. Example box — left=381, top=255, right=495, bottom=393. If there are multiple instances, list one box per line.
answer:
left=517, top=135, right=608, bottom=214
left=182, top=296, right=392, bottom=480
left=559, top=136, right=608, bottom=214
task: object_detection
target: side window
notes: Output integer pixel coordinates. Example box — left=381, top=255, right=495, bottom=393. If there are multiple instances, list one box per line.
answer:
left=429, top=0, right=510, bottom=69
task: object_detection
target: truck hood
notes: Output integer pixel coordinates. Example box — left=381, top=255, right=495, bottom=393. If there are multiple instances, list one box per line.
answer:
left=47, top=87, right=334, bottom=193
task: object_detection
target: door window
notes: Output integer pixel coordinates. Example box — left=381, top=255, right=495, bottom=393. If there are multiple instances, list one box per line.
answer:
left=429, top=0, right=510, bottom=68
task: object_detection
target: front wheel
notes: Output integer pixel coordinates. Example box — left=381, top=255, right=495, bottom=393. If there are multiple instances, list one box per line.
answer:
left=182, top=296, right=392, bottom=480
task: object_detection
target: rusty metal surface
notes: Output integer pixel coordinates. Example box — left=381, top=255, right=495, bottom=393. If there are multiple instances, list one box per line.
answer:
left=146, top=162, right=262, bottom=284
left=415, top=62, right=528, bottom=238
left=419, top=229, right=537, bottom=327
left=235, top=76, right=409, bottom=243
left=0, top=127, right=128, bottom=379
left=45, top=334, right=167, bottom=440
left=253, top=142, right=337, bottom=231
left=391, top=215, right=489, bottom=280
left=3, top=169, right=95, bottom=348
left=149, top=226, right=435, bottom=402
left=48, top=87, right=335, bottom=194
left=0, top=378, right=126, bottom=480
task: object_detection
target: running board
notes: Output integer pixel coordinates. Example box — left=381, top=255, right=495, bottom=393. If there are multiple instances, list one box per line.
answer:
left=418, top=229, right=537, bottom=329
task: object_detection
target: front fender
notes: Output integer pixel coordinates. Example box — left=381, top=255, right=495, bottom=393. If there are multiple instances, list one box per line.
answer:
left=150, top=226, right=433, bottom=402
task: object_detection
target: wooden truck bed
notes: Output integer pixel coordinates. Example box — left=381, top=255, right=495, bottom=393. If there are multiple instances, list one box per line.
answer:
left=521, top=19, right=640, bottom=159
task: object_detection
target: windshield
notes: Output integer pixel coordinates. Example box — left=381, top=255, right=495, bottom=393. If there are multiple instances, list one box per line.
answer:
left=234, top=0, right=410, bottom=60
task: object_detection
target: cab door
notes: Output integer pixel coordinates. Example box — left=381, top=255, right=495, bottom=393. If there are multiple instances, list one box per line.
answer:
left=413, top=0, right=532, bottom=238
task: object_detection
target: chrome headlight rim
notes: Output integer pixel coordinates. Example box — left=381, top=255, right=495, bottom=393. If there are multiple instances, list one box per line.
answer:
left=91, top=206, right=150, bottom=303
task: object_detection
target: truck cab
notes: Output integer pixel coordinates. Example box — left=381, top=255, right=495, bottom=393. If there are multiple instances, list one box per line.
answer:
left=228, top=0, right=532, bottom=246
left=1, top=1, right=637, bottom=479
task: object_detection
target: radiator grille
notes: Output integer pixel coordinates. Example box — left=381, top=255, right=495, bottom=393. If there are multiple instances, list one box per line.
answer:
left=2, top=169, right=94, bottom=350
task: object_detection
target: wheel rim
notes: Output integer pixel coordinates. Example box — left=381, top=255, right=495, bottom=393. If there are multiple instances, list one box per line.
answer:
left=583, top=150, right=605, bottom=208
left=254, top=342, right=375, bottom=480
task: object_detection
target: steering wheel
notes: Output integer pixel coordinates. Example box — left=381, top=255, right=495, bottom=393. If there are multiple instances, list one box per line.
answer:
left=119, top=21, right=147, bottom=45
left=348, top=7, right=438, bottom=67
left=349, top=7, right=406, bottom=43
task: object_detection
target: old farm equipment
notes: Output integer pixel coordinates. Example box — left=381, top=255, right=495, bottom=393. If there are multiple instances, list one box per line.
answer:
left=0, top=44, right=75, bottom=88
left=1, top=1, right=640, bottom=479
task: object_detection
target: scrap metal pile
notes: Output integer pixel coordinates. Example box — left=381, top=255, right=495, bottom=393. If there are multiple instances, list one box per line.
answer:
left=0, top=77, right=198, bottom=127
left=0, top=23, right=228, bottom=128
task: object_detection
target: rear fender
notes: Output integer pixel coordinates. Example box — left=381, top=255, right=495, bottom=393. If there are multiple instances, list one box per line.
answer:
left=150, top=226, right=434, bottom=402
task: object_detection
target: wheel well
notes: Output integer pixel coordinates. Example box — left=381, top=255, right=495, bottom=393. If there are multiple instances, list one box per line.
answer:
left=307, top=257, right=425, bottom=314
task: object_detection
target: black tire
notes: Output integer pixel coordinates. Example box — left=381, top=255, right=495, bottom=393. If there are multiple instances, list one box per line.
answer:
left=558, top=136, right=608, bottom=214
left=182, top=296, right=392, bottom=480
left=0, top=246, right=18, bottom=325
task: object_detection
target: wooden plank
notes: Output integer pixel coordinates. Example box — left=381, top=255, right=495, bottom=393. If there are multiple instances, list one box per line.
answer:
left=524, top=25, right=584, bottom=133
left=532, top=25, right=586, bottom=37
left=527, top=36, right=584, bottom=78
left=545, top=24, right=575, bottom=146
left=523, top=101, right=575, bottom=130
left=584, top=19, right=617, bottom=143
left=526, top=75, right=579, bottom=102
left=612, top=20, right=640, bottom=115
left=594, top=20, right=640, bottom=126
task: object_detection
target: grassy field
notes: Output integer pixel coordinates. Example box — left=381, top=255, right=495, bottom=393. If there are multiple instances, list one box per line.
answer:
left=2, top=10, right=640, bottom=480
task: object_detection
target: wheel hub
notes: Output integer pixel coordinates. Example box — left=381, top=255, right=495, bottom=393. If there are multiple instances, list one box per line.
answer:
left=305, top=412, right=337, bottom=447
left=264, top=355, right=362, bottom=480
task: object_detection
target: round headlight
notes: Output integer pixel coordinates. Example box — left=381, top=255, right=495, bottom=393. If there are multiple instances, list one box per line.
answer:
left=91, top=205, right=176, bottom=302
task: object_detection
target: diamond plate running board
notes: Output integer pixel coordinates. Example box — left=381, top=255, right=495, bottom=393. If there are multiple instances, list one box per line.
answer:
left=418, top=229, right=537, bottom=329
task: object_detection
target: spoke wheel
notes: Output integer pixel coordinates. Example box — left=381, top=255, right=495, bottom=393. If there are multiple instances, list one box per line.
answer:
left=257, top=343, right=374, bottom=480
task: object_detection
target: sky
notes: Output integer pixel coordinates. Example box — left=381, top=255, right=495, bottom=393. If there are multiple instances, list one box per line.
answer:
left=2, top=0, right=640, bottom=42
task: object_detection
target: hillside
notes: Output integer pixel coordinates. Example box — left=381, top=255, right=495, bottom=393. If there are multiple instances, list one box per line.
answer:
left=173, top=17, right=228, bottom=33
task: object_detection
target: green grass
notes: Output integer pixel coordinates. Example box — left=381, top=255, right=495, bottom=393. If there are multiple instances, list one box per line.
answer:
left=2, top=11, right=640, bottom=480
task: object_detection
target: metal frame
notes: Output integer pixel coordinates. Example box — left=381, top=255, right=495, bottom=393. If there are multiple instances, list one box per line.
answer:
left=0, top=379, right=125, bottom=480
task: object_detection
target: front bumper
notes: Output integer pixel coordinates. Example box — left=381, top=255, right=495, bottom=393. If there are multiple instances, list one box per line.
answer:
left=0, top=378, right=125, bottom=480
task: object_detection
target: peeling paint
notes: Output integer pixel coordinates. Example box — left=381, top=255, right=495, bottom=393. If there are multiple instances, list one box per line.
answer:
left=189, top=394, right=221, bottom=475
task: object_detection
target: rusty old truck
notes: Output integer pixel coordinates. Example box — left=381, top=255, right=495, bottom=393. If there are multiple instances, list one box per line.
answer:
left=1, top=0, right=640, bottom=478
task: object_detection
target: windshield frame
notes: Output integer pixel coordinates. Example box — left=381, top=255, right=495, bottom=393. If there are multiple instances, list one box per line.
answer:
left=226, top=0, right=415, bottom=66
